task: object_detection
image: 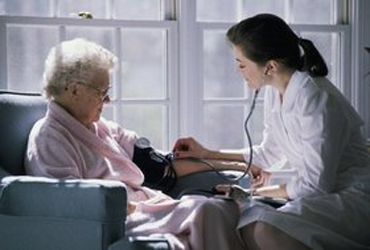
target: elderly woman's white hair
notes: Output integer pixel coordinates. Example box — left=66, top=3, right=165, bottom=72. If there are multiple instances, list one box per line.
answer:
left=43, top=38, right=117, bottom=99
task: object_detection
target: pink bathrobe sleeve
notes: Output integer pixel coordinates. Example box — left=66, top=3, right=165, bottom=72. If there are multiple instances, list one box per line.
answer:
left=25, top=101, right=149, bottom=197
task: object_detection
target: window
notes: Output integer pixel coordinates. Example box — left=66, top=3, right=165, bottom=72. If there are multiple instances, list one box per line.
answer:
left=0, top=0, right=177, bottom=149
left=0, top=0, right=357, bottom=151
left=191, top=0, right=350, bottom=150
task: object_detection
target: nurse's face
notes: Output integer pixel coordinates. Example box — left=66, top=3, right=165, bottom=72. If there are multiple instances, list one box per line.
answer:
left=232, top=45, right=268, bottom=90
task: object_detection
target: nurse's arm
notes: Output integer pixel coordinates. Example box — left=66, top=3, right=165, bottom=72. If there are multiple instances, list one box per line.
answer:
left=205, top=148, right=246, bottom=161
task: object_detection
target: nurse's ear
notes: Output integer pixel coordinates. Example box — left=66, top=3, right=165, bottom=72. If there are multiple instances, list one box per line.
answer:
left=264, top=66, right=272, bottom=75
left=264, top=60, right=278, bottom=75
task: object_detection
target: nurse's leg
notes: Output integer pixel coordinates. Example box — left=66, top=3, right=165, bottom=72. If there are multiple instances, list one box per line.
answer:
left=240, top=221, right=312, bottom=250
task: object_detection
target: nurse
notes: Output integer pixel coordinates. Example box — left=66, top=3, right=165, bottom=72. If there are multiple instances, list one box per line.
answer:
left=173, top=13, right=370, bottom=250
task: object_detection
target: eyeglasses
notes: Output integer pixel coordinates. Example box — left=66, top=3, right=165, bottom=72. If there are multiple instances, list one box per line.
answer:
left=77, top=82, right=112, bottom=102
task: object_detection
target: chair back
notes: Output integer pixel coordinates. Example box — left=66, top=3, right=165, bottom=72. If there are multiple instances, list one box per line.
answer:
left=0, top=91, right=47, bottom=175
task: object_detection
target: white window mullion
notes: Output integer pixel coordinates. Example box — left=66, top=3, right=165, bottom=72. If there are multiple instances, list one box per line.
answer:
left=168, top=26, right=179, bottom=148
left=333, top=0, right=348, bottom=25
left=0, top=17, right=7, bottom=89
left=340, top=29, right=351, bottom=101
left=196, top=26, right=206, bottom=142
left=236, top=0, right=244, bottom=22
left=107, top=0, right=114, bottom=19
left=285, top=0, right=293, bottom=23
left=178, top=0, right=200, bottom=138
left=161, top=0, right=176, bottom=21
left=50, top=0, right=57, bottom=18
left=113, top=26, right=123, bottom=129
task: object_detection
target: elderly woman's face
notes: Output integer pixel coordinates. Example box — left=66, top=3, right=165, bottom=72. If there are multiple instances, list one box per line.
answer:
left=74, top=69, right=111, bottom=128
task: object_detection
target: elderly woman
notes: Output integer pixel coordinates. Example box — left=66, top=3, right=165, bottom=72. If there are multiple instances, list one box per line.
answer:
left=24, top=38, right=246, bottom=250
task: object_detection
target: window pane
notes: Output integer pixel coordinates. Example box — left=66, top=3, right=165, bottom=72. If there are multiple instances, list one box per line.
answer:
left=248, top=102, right=264, bottom=145
left=0, top=0, right=51, bottom=17
left=243, top=0, right=334, bottom=24
left=292, top=0, right=333, bottom=24
left=203, top=105, right=245, bottom=149
left=121, top=29, right=166, bottom=99
left=113, top=0, right=161, bottom=20
left=102, top=104, right=167, bottom=149
left=58, top=0, right=107, bottom=19
left=7, top=25, right=59, bottom=91
left=102, top=104, right=115, bottom=121
left=300, top=32, right=339, bottom=86
left=119, top=105, right=167, bottom=149
left=243, top=0, right=285, bottom=20
left=202, top=104, right=262, bottom=148
left=197, top=0, right=239, bottom=22
left=203, top=30, right=245, bottom=98
left=65, top=27, right=115, bottom=50
left=203, top=102, right=263, bottom=149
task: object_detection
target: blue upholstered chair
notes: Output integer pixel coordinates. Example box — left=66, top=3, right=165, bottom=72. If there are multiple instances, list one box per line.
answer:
left=0, top=91, right=239, bottom=250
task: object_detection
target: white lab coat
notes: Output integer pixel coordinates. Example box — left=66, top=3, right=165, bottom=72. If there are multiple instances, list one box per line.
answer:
left=240, top=71, right=370, bottom=249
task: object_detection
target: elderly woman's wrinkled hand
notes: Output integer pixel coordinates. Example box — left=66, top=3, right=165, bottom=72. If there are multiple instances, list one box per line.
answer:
left=127, top=201, right=137, bottom=215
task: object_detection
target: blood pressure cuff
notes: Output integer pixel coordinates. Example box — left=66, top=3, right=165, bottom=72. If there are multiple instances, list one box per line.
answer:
left=132, top=141, right=176, bottom=193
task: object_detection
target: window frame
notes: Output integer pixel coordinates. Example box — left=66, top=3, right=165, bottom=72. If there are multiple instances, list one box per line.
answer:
left=178, top=0, right=353, bottom=148
left=1, top=0, right=368, bottom=148
left=0, top=16, right=179, bottom=149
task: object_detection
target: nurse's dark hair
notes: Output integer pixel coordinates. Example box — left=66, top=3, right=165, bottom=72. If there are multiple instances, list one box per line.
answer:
left=226, top=13, right=328, bottom=77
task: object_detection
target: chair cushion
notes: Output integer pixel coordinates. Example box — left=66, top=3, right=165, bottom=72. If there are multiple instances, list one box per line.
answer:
left=0, top=91, right=47, bottom=175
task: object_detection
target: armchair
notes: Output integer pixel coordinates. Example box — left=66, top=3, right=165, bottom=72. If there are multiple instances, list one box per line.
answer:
left=0, top=91, right=240, bottom=250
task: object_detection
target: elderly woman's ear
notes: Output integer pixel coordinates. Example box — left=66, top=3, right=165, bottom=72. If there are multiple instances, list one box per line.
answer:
left=67, top=82, right=79, bottom=95
left=55, top=82, right=79, bottom=104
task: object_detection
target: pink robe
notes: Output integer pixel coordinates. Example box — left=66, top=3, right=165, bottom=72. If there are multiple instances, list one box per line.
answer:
left=25, top=101, right=245, bottom=250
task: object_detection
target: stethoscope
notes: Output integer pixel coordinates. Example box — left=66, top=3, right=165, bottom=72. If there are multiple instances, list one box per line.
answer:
left=190, top=88, right=260, bottom=183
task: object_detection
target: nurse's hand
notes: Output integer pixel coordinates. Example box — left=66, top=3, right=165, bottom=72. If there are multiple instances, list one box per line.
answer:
left=249, top=166, right=271, bottom=188
left=172, top=137, right=209, bottom=159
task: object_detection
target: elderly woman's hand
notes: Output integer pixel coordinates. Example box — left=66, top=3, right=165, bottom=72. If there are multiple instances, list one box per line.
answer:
left=127, top=201, right=137, bottom=215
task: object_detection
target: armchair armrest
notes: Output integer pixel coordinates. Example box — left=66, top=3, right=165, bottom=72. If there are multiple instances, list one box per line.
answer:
left=0, top=176, right=128, bottom=250
left=0, top=176, right=127, bottom=222
left=0, top=166, right=9, bottom=180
